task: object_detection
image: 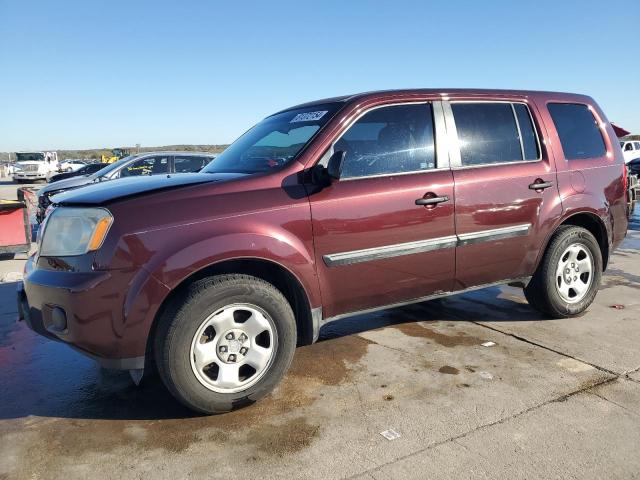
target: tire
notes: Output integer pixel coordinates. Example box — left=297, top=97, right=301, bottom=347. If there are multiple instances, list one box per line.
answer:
left=154, top=274, right=297, bottom=414
left=524, top=226, right=602, bottom=318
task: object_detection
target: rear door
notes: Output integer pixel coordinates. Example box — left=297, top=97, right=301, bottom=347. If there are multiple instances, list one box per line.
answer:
left=445, top=99, right=563, bottom=289
left=173, top=154, right=210, bottom=173
left=309, top=101, right=456, bottom=318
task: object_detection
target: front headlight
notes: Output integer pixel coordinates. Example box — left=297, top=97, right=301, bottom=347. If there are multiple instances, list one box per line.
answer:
left=39, top=207, right=113, bottom=256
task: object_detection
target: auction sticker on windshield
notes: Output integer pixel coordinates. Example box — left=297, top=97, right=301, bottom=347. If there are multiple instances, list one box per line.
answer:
left=290, top=111, right=328, bottom=123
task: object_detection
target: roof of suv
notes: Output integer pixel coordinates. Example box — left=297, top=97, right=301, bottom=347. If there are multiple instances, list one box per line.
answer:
left=280, top=88, right=594, bottom=112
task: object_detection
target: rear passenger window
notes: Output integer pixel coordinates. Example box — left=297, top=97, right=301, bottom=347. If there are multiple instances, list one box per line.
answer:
left=451, top=103, right=539, bottom=166
left=548, top=103, right=606, bottom=160
left=174, top=155, right=208, bottom=173
left=336, top=103, right=435, bottom=179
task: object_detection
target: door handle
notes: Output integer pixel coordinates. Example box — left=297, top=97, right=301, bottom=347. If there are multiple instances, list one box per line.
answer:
left=415, top=195, right=450, bottom=206
left=528, top=179, right=554, bottom=191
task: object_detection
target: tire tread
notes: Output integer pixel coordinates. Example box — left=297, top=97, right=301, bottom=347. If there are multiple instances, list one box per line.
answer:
left=154, top=274, right=296, bottom=414
left=525, top=226, right=602, bottom=318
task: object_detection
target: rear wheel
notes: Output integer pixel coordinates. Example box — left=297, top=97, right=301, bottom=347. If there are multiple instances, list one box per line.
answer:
left=155, top=274, right=297, bottom=414
left=524, top=226, right=602, bottom=318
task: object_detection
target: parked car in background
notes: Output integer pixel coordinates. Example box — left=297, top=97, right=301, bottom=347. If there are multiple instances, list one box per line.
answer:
left=57, top=159, right=87, bottom=173
left=19, top=89, right=628, bottom=415
left=48, top=163, right=107, bottom=183
left=36, top=151, right=215, bottom=222
left=627, top=157, right=640, bottom=176
left=12, top=151, right=59, bottom=182
left=621, top=140, right=640, bottom=163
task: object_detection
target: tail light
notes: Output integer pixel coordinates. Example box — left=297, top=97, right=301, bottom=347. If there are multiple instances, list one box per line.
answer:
left=623, top=162, right=628, bottom=193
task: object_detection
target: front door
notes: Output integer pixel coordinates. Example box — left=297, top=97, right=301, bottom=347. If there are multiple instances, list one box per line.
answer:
left=445, top=99, right=562, bottom=289
left=309, top=102, right=456, bottom=318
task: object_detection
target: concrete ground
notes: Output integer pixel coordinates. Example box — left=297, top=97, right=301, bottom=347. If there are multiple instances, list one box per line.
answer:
left=1, top=177, right=639, bottom=480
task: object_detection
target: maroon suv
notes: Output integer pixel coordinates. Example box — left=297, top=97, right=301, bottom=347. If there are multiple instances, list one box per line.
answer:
left=18, top=89, right=628, bottom=414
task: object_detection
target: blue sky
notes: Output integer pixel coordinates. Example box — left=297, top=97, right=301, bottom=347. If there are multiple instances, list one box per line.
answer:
left=1, top=0, right=638, bottom=151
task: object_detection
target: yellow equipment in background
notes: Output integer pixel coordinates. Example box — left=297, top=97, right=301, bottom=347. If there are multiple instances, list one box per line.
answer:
left=101, top=148, right=131, bottom=163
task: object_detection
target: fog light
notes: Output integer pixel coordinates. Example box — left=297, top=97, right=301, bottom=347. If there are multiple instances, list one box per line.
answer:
left=50, top=307, right=67, bottom=332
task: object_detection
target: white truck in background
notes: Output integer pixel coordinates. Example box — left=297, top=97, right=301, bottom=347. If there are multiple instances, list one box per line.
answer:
left=12, top=151, right=59, bottom=182
left=620, top=140, right=640, bottom=164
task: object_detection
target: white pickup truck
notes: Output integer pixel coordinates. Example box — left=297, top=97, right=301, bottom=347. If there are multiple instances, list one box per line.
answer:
left=12, top=151, right=59, bottom=182
left=620, top=140, right=640, bottom=164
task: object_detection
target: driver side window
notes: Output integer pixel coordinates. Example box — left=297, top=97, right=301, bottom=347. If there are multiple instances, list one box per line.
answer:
left=336, top=103, right=435, bottom=179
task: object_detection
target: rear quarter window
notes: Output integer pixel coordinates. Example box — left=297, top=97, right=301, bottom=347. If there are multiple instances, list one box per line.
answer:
left=548, top=103, right=606, bottom=160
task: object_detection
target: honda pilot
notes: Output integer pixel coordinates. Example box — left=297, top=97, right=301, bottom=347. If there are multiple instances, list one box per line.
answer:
left=18, top=89, right=628, bottom=414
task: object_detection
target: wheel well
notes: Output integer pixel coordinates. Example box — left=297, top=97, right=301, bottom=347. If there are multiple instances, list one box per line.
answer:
left=146, top=259, right=314, bottom=370
left=560, top=213, right=609, bottom=270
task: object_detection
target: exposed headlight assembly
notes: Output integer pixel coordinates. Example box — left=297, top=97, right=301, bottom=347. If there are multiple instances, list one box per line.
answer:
left=39, top=207, right=113, bottom=256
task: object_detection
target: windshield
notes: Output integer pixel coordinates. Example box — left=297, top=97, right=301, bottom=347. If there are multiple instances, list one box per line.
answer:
left=89, top=155, right=138, bottom=179
left=203, top=103, right=342, bottom=174
left=16, top=152, right=45, bottom=161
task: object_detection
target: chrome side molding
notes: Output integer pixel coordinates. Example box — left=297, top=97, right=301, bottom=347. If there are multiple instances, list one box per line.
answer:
left=323, top=223, right=531, bottom=267
left=323, top=235, right=458, bottom=267
left=456, top=223, right=531, bottom=246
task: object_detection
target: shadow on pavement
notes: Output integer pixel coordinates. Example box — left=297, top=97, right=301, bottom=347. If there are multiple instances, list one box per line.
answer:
left=0, top=279, right=549, bottom=422
left=0, top=281, right=198, bottom=421
left=319, top=286, right=551, bottom=340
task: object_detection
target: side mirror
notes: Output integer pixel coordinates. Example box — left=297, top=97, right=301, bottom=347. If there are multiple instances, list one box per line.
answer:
left=326, top=150, right=345, bottom=181
left=311, top=150, right=345, bottom=187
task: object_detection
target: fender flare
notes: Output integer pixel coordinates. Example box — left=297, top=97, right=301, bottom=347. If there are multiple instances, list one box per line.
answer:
left=121, top=231, right=321, bottom=357
left=534, top=204, right=611, bottom=272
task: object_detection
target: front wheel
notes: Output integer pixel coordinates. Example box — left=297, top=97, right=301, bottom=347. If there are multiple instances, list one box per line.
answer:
left=524, top=226, right=602, bottom=318
left=155, top=274, right=297, bottom=414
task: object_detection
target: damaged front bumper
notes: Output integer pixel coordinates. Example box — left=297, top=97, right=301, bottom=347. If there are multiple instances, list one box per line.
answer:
left=17, top=257, right=146, bottom=377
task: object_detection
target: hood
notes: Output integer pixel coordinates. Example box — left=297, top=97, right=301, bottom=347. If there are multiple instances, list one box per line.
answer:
left=39, top=175, right=96, bottom=197
left=51, top=172, right=247, bottom=206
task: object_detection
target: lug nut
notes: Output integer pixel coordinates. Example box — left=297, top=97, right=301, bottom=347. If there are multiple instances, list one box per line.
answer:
left=565, top=268, right=570, bottom=274
left=567, top=278, right=572, bottom=283
left=571, top=262, right=575, bottom=268
left=574, top=276, right=577, bottom=281
left=228, top=354, right=236, bottom=362
left=240, top=347, right=248, bottom=355
left=219, top=345, right=227, bottom=353
left=226, top=332, right=234, bottom=340
left=239, top=333, right=247, bottom=342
